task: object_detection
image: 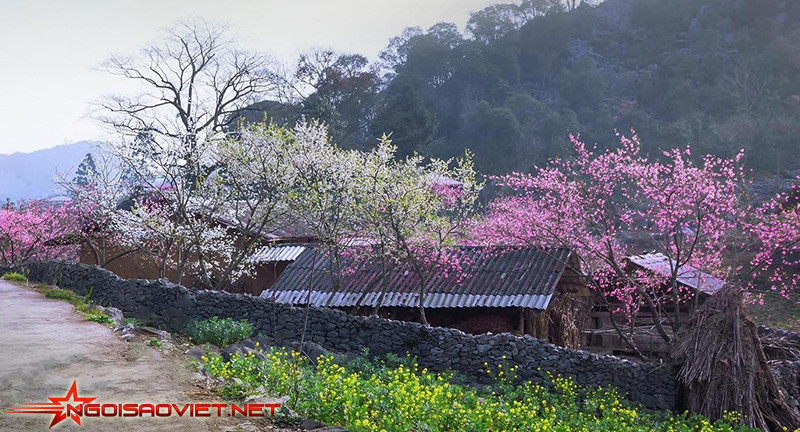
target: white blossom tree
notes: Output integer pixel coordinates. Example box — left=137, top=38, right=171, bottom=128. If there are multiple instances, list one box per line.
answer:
left=200, top=123, right=301, bottom=289
left=353, top=137, right=483, bottom=325
left=95, top=20, right=284, bottom=287
left=56, top=151, right=140, bottom=268
left=288, top=121, right=366, bottom=296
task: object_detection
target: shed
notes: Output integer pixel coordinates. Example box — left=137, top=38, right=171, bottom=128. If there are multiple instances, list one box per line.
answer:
left=583, top=252, right=727, bottom=357
left=260, top=246, right=590, bottom=347
left=232, top=244, right=311, bottom=295
left=627, top=252, right=725, bottom=295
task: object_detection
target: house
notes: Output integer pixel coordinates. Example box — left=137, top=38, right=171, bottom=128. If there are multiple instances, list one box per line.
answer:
left=232, top=244, right=310, bottom=295
left=259, top=246, right=591, bottom=348
left=626, top=252, right=726, bottom=295
left=582, top=252, right=726, bottom=357
left=78, top=203, right=316, bottom=291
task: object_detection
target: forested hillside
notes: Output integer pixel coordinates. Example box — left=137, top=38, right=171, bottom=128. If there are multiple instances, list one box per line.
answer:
left=241, top=0, right=800, bottom=175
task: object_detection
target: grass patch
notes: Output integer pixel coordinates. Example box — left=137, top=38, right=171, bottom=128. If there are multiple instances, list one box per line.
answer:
left=43, top=287, right=82, bottom=302
left=37, top=286, right=110, bottom=324
left=187, top=317, right=254, bottom=347
left=2, top=272, right=28, bottom=282
left=202, top=347, right=756, bottom=432
left=148, top=338, right=162, bottom=347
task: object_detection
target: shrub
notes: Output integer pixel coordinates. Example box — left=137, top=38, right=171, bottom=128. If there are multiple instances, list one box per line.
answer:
left=87, top=314, right=113, bottom=324
left=123, top=317, right=140, bottom=327
left=202, top=347, right=760, bottom=432
left=187, top=317, right=254, bottom=347
left=1, top=272, right=27, bottom=282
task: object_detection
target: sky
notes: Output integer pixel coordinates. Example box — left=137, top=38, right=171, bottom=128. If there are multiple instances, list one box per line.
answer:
left=0, top=0, right=502, bottom=155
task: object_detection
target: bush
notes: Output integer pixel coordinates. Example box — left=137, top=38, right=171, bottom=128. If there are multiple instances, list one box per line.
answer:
left=87, top=314, right=113, bottom=324
left=2, top=272, right=27, bottom=282
left=202, top=347, right=760, bottom=432
left=123, top=317, right=140, bottom=327
left=187, top=317, right=254, bottom=347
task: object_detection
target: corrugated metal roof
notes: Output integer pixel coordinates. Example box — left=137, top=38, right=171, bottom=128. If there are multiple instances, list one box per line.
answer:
left=260, top=246, right=573, bottom=310
left=249, top=245, right=309, bottom=263
left=426, top=173, right=463, bottom=186
left=627, top=253, right=726, bottom=295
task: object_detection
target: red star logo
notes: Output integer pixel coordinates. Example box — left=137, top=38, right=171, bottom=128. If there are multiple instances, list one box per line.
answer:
left=4, top=380, right=97, bottom=428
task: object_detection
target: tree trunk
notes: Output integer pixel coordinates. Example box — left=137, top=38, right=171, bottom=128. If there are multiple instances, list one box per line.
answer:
left=372, top=244, right=389, bottom=317
left=418, top=276, right=429, bottom=326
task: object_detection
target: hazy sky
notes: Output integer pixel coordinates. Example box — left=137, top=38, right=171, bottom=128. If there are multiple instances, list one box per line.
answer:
left=0, top=0, right=502, bottom=155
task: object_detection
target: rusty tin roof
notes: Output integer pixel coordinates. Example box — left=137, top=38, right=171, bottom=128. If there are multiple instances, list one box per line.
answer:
left=627, top=252, right=726, bottom=295
left=260, top=246, right=573, bottom=310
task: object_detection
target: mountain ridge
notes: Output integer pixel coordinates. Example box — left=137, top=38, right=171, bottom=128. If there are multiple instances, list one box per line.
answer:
left=0, top=141, right=96, bottom=203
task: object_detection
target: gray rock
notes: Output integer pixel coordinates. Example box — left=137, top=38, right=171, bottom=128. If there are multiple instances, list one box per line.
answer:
left=139, top=326, right=172, bottom=341
left=299, top=419, right=327, bottom=429
left=243, top=394, right=289, bottom=405
left=102, top=306, right=125, bottom=330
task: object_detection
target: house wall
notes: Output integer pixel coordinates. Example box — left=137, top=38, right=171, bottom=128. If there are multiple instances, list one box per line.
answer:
left=6, top=260, right=679, bottom=411
left=79, top=244, right=291, bottom=293
left=230, top=261, right=291, bottom=295
left=79, top=246, right=201, bottom=288
left=347, top=306, right=520, bottom=335
left=583, top=291, right=706, bottom=358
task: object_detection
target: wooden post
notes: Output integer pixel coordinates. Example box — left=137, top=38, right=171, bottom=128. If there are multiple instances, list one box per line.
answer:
left=518, top=307, right=525, bottom=335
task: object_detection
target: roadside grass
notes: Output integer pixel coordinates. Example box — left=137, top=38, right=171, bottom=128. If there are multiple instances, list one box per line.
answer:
left=123, top=317, right=140, bottom=326
left=1, top=271, right=28, bottom=282
left=202, top=347, right=758, bottom=432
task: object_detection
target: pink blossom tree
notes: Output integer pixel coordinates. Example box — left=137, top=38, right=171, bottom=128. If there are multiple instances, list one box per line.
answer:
left=475, top=131, right=800, bottom=354
left=0, top=200, right=79, bottom=266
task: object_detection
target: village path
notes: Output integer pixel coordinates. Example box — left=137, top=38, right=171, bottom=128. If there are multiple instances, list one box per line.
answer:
left=0, top=280, right=291, bottom=432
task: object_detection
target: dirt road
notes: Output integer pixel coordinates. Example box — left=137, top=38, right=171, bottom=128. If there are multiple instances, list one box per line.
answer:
left=0, top=280, right=286, bottom=431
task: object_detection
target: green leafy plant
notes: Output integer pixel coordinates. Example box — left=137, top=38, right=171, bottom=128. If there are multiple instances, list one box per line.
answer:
left=202, top=348, right=759, bottom=432
left=1, top=272, right=27, bottom=282
left=187, top=317, right=254, bottom=347
left=87, top=314, right=113, bottom=324
left=84, top=286, right=94, bottom=302
left=148, top=338, right=162, bottom=347
left=123, top=317, right=140, bottom=327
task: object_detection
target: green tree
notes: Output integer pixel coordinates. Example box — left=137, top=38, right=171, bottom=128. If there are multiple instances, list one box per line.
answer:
left=371, top=78, right=438, bottom=159
left=294, top=49, right=382, bottom=148
left=467, top=101, right=520, bottom=173
left=72, top=153, right=98, bottom=186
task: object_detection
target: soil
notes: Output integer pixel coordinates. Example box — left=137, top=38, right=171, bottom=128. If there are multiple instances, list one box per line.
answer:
left=0, top=280, right=304, bottom=432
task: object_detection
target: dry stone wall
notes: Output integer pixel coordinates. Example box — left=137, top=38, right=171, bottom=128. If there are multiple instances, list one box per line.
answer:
left=4, top=261, right=679, bottom=410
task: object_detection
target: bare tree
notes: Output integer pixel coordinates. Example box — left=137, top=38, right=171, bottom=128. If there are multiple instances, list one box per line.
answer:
left=96, top=20, right=279, bottom=158
left=95, top=20, right=282, bottom=287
